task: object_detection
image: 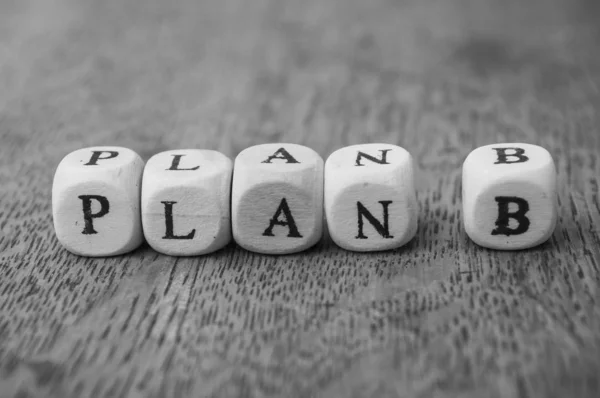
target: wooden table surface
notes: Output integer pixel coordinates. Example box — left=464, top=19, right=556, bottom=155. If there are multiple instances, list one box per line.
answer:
left=1, top=0, right=600, bottom=397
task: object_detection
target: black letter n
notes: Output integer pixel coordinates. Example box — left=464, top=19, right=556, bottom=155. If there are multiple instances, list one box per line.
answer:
left=355, top=149, right=391, bottom=166
left=356, top=201, right=394, bottom=239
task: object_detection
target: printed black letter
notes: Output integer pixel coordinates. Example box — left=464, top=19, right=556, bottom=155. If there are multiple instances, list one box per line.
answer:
left=491, top=196, right=530, bottom=236
left=355, top=149, right=391, bottom=166
left=166, top=154, right=200, bottom=171
left=78, top=195, right=110, bottom=234
left=492, top=148, right=529, bottom=164
left=161, top=201, right=196, bottom=239
left=262, top=198, right=303, bottom=237
left=84, top=151, right=119, bottom=166
left=355, top=201, right=394, bottom=239
left=261, top=148, right=300, bottom=164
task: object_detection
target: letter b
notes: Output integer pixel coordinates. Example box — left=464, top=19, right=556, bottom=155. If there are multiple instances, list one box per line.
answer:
left=492, top=147, right=529, bottom=164
left=491, top=197, right=530, bottom=236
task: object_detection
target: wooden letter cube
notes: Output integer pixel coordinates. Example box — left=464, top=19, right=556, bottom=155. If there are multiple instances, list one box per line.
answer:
left=462, top=143, right=557, bottom=250
left=231, top=144, right=324, bottom=254
left=52, top=146, right=144, bottom=256
left=325, top=143, right=418, bottom=252
left=141, top=149, right=232, bottom=256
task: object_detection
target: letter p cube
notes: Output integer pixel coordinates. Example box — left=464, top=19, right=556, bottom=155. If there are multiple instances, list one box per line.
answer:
left=52, top=147, right=144, bottom=256
left=462, top=143, right=557, bottom=250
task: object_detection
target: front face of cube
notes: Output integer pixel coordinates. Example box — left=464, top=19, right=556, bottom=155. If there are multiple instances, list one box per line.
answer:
left=325, top=144, right=418, bottom=252
left=52, top=147, right=143, bottom=256
left=463, top=143, right=557, bottom=250
left=232, top=144, right=324, bottom=254
left=468, top=182, right=557, bottom=249
left=327, top=184, right=417, bottom=252
left=234, top=182, right=319, bottom=253
left=141, top=150, right=232, bottom=256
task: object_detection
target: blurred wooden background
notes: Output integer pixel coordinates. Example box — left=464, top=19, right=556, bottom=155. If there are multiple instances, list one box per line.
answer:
left=1, top=0, right=599, bottom=396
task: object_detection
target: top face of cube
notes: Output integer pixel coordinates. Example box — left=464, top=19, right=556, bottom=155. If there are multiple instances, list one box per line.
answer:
left=144, top=149, right=232, bottom=184
left=325, top=143, right=411, bottom=174
left=53, top=147, right=144, bottom=195
left=56, top=146, right=141, bottom=175
left=463, top=143, right=554, bottom=179
left=235, top=143, right=322, bottom=171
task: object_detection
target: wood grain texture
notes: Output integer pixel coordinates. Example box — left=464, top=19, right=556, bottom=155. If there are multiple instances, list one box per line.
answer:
left=1, top=0, right=599, bottom=397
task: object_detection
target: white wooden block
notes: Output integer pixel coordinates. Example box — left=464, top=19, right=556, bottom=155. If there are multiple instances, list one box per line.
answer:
left=325, top=143, right=418, bottom=252
left=231, top=144, right=324, bottom=254
left=141, top=149, right=232, bottom=256
left=462, top=143, right=557, bottom=250
left=52, top=146, right=144, bottom=256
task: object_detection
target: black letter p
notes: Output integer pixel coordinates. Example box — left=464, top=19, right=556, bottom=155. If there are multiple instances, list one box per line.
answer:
left=84, top=151, right=119, bottom=166
left=78, top=195, right=110, bottom=234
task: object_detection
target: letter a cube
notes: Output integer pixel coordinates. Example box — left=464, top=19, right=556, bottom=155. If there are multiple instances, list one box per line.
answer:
left=325, top=144, right=418, bottom=252
left=52, top=147, right=145, bottom=256
left=232, top=144, right=324, bottom=254
left=462, top=143, right=557, bottom=250
left=141, top=149, right=232, bottom=256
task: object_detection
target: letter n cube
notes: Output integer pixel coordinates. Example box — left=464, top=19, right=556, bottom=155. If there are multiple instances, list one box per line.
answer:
left=325, top=144, right=418, bottom=252
left=52, top=147, right=145, bottom=256
left=462, top=143, right=557, bottom=250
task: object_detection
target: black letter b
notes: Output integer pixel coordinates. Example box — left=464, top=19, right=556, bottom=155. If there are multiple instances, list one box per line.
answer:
left=491, top=196, right=530, bottom=236
left=492, top=148, right=529, bottom=164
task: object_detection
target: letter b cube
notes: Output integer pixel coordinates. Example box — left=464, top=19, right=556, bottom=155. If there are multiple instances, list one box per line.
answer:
left=462, top=143, right=557, bottom=250
left=52, top=147, right=145, bottom=256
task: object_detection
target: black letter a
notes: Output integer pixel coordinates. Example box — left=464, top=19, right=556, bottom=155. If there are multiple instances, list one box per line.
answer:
left=262, top=198, right=303, bottom=237
left=491, top=197, right=530, bottom=236
left=78, top=195, right=110, bottom=234
left=261, top=148, right=300, bottom=164
left=356, top=201, right=394, bottom=239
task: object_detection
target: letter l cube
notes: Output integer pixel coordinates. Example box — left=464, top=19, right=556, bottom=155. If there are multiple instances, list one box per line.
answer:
left=141, top=149, right=232, bottom=256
